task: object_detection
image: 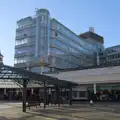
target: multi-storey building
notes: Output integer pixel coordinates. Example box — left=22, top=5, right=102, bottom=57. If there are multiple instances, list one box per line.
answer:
left=99, top=45, right=120, bottom=65
left=14, top=8, right=104, bottom=73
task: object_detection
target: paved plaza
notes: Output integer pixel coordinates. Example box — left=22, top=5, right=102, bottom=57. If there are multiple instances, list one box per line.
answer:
left=0, top=102, right=120, bottom=120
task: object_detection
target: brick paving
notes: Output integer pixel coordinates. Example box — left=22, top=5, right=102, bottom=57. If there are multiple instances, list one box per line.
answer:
left=0, top=102, right=120, bottom=120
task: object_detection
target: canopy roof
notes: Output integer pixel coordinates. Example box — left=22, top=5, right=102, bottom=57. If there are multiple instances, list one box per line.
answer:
left=0, top=64, right=77, bottom=88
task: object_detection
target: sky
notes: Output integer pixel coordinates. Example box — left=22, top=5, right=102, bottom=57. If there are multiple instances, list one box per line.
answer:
left=0, top=0, right=120, bottom=66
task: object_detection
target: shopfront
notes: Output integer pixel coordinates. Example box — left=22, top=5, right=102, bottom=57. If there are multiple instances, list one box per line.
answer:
left=87, top=83, right=120, bottom=101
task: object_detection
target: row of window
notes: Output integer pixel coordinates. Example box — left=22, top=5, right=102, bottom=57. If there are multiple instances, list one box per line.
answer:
left=72, top=91, right=86, bottom=98
left=17, top=23, right=30, bottom=29
left=51, top=48, right=80, bottom=65
left=16, top=27, right=35, bottom=37
left=107, top=54, right=120, bottom=60
left=53, top=31, right=90, bottom=54
left=14, top=58, right=26, bottom=64
left=55, top=57, right=78, bottom=68
left=51, top=20, right=86, bottom=47
left=53, top=31, right=80, bottom=49
left=49, top=55, right=79, bottom=68
left=15, top=38, right=28, bottom=45
left=15, top=36, right=35, bottom=46
left=14, top=55, right=34, bottom=64
left=52, top=39, right=85, bottom=57
left=51, top=47, right=93, bottom=65
left=16, top=30, right=26, bottom=37
left=56, top=28, right=103, bottom=54
left=52, top=20, right=102, bottom=54
left=51, top=47, right=65, bottom=55
left=17, top=19, right=35, bottom=29
left=52, top=43, right=93, bottom=64
left=15, top=46, right=35, bottom=54
left=53, top=39, right=85, bottom=55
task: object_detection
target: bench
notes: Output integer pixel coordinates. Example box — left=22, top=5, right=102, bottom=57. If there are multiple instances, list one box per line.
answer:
left=27, top=101, right=40, bottom=109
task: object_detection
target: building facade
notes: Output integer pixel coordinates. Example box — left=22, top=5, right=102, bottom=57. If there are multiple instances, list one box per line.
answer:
left=99, top=45, right=120, bottom=65
left=45, top=65, right=120, bottom=101
left=14, top=8, right=104, bottom=73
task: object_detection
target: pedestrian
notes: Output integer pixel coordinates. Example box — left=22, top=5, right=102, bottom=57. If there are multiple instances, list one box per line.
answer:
left=90, top=99, right=93, bottom=105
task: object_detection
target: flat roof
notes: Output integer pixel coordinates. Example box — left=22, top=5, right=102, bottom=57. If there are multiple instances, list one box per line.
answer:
left=0, top=64, right=77, bottom=88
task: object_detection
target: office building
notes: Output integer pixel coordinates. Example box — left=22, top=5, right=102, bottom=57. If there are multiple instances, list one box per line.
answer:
left=14, top=8, right=104, bottom=73
left=98, top=45, right=120, bottom=65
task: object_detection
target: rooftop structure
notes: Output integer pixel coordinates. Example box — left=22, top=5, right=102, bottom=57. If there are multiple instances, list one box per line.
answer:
left=80, top=27, right=104, bottom=44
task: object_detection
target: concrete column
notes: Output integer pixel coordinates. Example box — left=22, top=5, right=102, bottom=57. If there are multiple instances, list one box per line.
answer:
left=16, top=89, right=19, bottom=94
left=31, top=89, right=34, bottom=94
left=48, top=88, right=51, bottom=95
left=40, top=66, right=43, bottom=74
left=93, top=83, right=96, bottom=94
left=4, top=88, right=6, bottom=95
left=97, top=52, right=100, bottom=65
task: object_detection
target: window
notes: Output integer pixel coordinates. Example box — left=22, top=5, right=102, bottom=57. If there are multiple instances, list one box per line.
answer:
left=116, top=54, right=118, bottom=58
left=14, top=57, right=26, bottom=64
left=72, top=91, right=77, bottom=97
left=55, top=32, right=58, bottom=36
left=16, top=30, right=24, bottom=37
left=56, top=58, right=62, bottom=65
left=79, top=91, right=86, bottom=97
left=15, top=38, right=27, bottom=45
left=15, top=46, right=35, bottom=54
left=53, top=39, right=68, bottom=50
left=57, top=24, right=61, bottom=30
left=51, top=48, right=65, bottom=55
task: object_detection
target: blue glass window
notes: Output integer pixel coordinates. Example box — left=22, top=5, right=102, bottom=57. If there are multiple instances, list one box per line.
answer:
left=53, top=39, right=69, bottom=50
left=15, top=46, right=35, bottom=54
left=51, top=48, right=65, bottom=55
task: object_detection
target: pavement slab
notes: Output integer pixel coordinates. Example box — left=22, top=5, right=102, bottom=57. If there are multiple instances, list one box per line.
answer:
left=0, top=102, right=120, bottom=120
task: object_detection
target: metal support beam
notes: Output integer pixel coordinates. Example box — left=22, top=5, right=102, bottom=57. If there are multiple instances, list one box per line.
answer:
left=69, top=86, right=72, bottom=106
left=58, top=86, right=60, bottom=107
left=44, top=81, right=46, bottom=109
left=65, top=88, right=67, bottom=100
left=22, top=79, right=27, bottom=112
left=56, top=85, right=60, bottom=107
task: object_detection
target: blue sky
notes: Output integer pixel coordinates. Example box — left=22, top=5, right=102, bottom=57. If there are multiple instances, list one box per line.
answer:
left=0, top=0, right=120, bottom=65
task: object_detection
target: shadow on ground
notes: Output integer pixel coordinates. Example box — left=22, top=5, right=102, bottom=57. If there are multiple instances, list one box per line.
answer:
left=26, top=107, right=89, bottom=120
left=0, top=116, right=9, bottom=120
left=2, top=103, right=120, bottom=120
